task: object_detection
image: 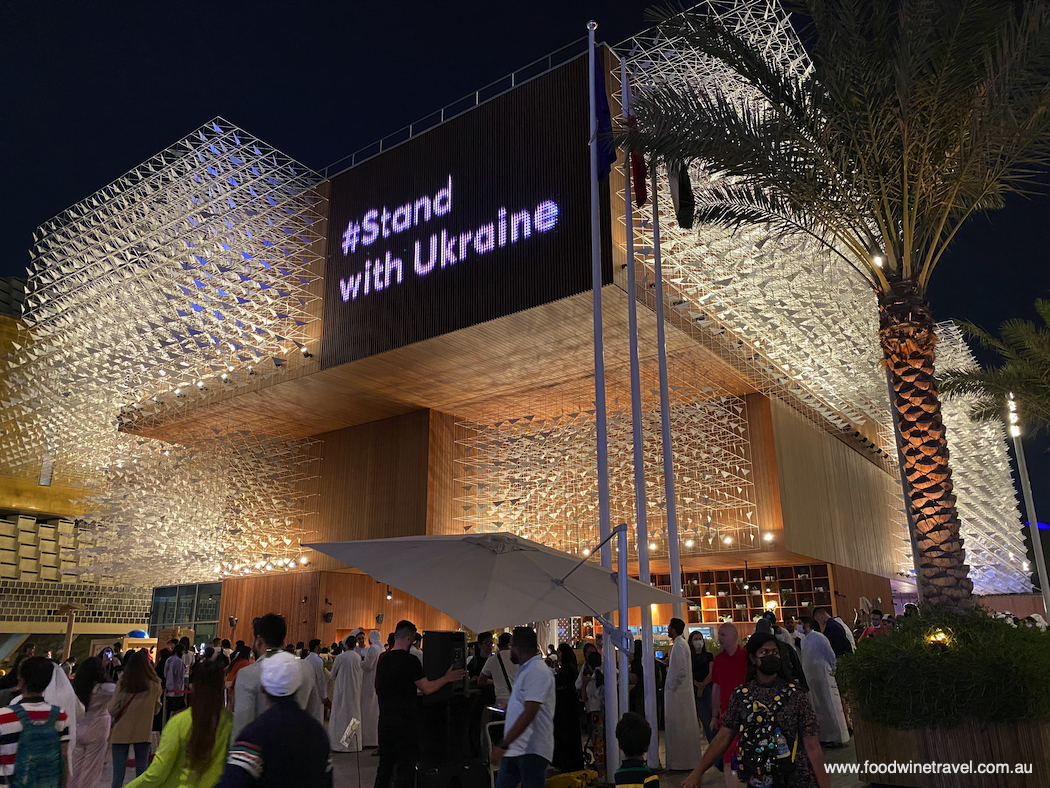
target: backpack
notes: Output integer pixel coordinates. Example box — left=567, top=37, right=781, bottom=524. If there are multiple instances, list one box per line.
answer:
left=735, top=685, right=799, bottom=788
left=9, top=703, right=63, bottom=788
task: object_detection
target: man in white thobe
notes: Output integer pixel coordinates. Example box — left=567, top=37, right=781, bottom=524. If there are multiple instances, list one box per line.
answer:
left=350, top=628, right=368, bottom=657
left=328, top=635, right=365, bottom=752
left=360, top=629, right=383, bottom=748
left=663, top=617, right=703, bottom=770
left=304, top=638, right=328, bottom=725
left=800, top=618, right=849, bottom=745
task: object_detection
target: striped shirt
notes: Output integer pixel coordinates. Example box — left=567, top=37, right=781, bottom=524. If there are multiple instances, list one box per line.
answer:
left=614, top=758, right=660, bottom=788
left=0, top=699, right=70, bottom=786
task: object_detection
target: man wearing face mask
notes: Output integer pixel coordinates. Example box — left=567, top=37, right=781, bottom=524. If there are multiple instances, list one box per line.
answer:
left=682, top=633, right=830, bottom=788
left=663, top=618, right=703, bottom=770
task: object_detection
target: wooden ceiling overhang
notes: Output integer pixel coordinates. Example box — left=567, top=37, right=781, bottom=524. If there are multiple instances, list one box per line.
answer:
left=128, top=284, right=759, bottom=443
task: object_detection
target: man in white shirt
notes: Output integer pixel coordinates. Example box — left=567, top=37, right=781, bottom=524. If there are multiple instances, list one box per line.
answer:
left=479, top=633, right=519, bottom=709
left=490, top=626, right=555, bottom=788
left=304, top=638, right=329, bottom=723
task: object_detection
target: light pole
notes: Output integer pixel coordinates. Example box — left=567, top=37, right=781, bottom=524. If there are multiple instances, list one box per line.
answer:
left=1009, top=393, right=1050, bottom=617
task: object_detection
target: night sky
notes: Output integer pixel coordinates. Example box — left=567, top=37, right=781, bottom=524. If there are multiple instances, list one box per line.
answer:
left=3, top=3, right=1047, bottom=541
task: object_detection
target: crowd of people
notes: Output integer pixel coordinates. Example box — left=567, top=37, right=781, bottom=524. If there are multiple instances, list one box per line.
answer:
left=1, top=602, right=1042, bottom=788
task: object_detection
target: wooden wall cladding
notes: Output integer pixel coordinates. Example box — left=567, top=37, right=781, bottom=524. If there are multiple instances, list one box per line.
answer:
left=307, top=409, right=432, bottom=572
left=218, top=570, right=459, bottom=647
left=769, top=399, right=900, bottom=580
left=218, top=572, right=321, bottom=647
left=830, top=564, right=894, bottom=622
left=315, top=571, right=459, bottom=645
left=426, top=410, right=457, bottom=536
left=744, top=393, right=785, bottom=540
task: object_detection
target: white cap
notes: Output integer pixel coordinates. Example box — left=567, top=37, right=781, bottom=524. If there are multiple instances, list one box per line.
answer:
left=261, top=650, right=302, bottom=697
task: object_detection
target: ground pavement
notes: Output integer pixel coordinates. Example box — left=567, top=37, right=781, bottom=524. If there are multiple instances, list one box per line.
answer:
left=96, top=732, right=867, bottom=787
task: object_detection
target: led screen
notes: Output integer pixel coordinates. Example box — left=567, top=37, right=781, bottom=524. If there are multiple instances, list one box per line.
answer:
left=322, top=55, right=611, bottom=369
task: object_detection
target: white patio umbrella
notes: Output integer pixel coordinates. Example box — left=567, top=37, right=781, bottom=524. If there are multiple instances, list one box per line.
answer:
left=306, top=531, right=682, bottom=632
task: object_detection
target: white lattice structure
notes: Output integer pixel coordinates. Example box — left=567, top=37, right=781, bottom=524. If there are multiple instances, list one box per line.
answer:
left=0, top=119, right=325, bottom=585
left=455, top=372, right=758, bottom=560
left=613, top=1, right=913, bottom=577
left=936, top=322, right=1030, bottom=594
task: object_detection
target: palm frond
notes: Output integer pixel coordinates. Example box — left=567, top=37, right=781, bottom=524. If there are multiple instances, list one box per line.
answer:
left=622, top=0, right=1050, bottom=296
left=939, top=307, right=1050, bottom=434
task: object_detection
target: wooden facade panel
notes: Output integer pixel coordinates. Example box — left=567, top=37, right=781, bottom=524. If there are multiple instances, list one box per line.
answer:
left=770, top=401, right=899, bottom=580
left=426, top=411, right=457, bottom=536
left=217, top=570, right=458, bottom=648
left=830, top=564, right=894, bottom=622
left=307, top=410, right=432, bottom=572
left=316, top=571, right=459, bottom=646
left=217, top=572, right=320, bottom=648
left=744, top=394, right=784, bottom=539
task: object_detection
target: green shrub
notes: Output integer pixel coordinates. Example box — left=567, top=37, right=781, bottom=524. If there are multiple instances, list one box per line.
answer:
left=834, top=606, right=1050, bottom=729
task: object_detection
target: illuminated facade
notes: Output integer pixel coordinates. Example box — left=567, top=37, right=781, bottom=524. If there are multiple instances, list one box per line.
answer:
left=0, top=1, right=1028, bottom=606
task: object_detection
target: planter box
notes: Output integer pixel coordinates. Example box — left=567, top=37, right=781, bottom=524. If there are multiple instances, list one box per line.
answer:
left=853, top=717, right=1050, bottom=787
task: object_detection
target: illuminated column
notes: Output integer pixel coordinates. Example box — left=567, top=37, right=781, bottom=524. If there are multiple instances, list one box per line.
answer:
left=1009, top=393, right=1050, bottom=615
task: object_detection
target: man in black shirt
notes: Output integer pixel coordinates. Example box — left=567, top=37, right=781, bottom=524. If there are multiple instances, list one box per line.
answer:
left=814, top=608, right=854, bottom=658
left=467, top=632, right=494, bottom=679
left=375, top=619, right=466, bottom=788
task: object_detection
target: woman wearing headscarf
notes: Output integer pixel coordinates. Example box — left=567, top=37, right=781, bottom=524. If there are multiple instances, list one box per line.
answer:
left=687, top=630, right=714, bottom=742
left=552, top=643, right=584, bottom=772
left=360, top=630, right=383, bottom=748
left=68, top=656, right=116, bottom=788
left=329, top=633, right=364, bottom=752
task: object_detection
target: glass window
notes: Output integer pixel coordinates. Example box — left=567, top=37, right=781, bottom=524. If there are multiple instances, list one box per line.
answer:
left=175, top=585, right=197, bottom=623
left=150, top=586, right=178, bottom=628
left=195, top=583, right=222, bottom=622
left=195, top=622, right=218, bottom=649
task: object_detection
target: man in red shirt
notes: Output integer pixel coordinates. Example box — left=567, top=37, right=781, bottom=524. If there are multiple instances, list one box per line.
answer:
left=859, top=609, right=891, bottom=641
left=710, top=623, right=747, bottom=788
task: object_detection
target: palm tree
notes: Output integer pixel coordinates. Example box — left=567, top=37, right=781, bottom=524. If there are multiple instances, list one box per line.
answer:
left=625, top=0, right=1050, bottom=611
left=940, top=300, right=1050, bottom=434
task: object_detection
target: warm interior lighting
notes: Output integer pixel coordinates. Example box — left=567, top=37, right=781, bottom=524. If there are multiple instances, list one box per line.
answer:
left=386, top=586, right=393, bottom=600
left=723, top=536, right=732, bottom=544
left=926, top=628, right=950, bottom=645
left=649, top=542, right=657, bottom=551
left=581, top=548, right=590, bottom=556
left=763, top=532, right=774, bottom=542
left=685, top=539, right=694, bottom=548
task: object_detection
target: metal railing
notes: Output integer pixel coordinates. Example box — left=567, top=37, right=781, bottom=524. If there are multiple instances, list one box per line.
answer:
left=321, top=35, right=590, bottom=179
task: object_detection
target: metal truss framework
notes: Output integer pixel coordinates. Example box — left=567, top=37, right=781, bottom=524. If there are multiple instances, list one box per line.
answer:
left=454, top=367, right=760, bottom=562
left=0, top=119, right=324, bottom=585
left=935, top=322, right=1030, bottom=594
left=613, top=0, right=1026, bottom=591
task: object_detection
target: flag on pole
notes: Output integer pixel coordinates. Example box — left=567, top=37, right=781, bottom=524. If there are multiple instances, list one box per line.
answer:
left=622, top=75, right=649, bottom=207
left=593, top=45, right=617, bottom=181
left=667, top=160, right=695, bottom=229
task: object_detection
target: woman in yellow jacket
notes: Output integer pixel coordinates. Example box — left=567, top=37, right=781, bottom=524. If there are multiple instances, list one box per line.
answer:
left=126, top=660, right=233, bottom=787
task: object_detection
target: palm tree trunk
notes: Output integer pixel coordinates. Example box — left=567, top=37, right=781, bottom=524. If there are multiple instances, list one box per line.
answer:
left=878, top=280, right=974, bottom=611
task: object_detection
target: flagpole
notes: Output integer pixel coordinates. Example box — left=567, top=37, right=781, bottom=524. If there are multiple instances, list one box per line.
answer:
left=621, top=55, right=661, bottom=768
left=588, top=22, right=620, bottom=780
left=651, top=166, right=684, bottom=619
